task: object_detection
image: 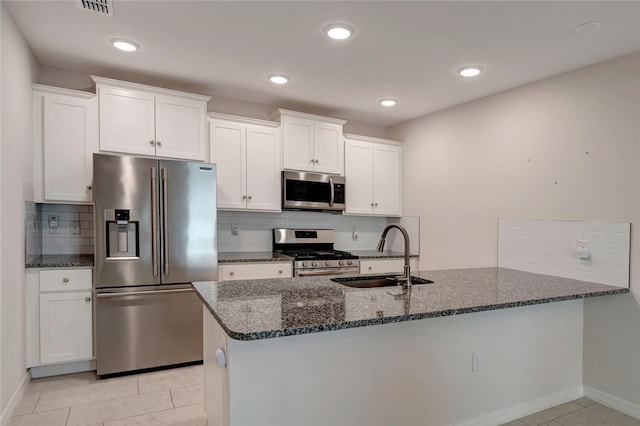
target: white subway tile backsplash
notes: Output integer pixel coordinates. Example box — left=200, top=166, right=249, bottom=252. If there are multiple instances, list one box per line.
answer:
left=217, top=210, right=390, bottom=252
left=594, top=222, right=620, bottom=233
left=606, top=232, right=630, bottom=244
left=583, top=232, right=606, bottom=242
left=33, top=203, right=95, bottom=255
left=591, top=242, right=618, bottom=254
left=499, top=218, right=630, bottom=288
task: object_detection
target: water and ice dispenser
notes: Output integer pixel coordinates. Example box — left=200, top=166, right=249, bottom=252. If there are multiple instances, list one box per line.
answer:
left=105, top=209, right=140, bottom=259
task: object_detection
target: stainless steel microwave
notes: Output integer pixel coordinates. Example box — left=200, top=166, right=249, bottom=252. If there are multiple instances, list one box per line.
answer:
left=282, top=171, right=346, bottom=211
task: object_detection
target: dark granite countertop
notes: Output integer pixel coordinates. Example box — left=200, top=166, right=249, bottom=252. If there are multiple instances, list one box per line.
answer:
left=26, top=254, right=94, bottom=268
left=193, top=267, right=628, bottom=341
left=218, top=252, right=292, bottom=263
left=350, top=250, right=419, bottom=259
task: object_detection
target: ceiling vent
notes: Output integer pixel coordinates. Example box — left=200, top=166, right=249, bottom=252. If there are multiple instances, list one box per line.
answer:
left=75, top=0, right=114, bottom=17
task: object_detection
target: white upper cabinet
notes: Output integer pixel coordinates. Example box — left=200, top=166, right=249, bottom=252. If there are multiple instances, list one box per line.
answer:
left=272, top=109, right=346, bottom=175
left=345, top=134, right=402, bottom=216
left=209, top=114, right=281, bottom=212
left=93, top=76, right=210, bottom=161
left=32, top=85, right=98, bottom=204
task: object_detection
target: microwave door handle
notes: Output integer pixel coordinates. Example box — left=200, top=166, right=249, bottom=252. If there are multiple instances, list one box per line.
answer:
left=329, top=178, right=334, bottom=207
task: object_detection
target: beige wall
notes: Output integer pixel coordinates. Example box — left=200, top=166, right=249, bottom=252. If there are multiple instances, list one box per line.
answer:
left=1, top=2, right=38, bottom=416
left=391, top=52, right=640, bottom=406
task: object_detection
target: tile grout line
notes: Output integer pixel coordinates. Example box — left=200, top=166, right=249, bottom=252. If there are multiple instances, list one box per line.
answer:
left=65, top=406, right=71, bottom=426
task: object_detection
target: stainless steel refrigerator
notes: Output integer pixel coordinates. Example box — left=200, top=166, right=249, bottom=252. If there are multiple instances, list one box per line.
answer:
left=93, top=153, right=217, bottom=376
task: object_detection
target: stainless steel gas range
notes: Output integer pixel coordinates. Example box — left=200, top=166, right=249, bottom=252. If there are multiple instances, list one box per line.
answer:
left=273, top=228, right=359, bottom=276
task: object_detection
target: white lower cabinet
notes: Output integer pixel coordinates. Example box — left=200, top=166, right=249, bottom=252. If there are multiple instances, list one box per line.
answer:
left=40, top=291, right=93, bottom=364
left=360, top=258, right=419, bottom=275
left=26, top=268, right=94, bottom=369
left=218, top=262, right=292, bottom=281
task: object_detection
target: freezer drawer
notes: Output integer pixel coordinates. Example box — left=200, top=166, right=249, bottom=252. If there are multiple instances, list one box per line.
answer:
left=96, top=285, right=202, bottom=376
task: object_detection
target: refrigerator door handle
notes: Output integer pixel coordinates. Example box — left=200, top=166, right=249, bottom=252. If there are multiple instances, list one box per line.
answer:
left=162, top=167, right=170, bottom=276
left=96, top=288, right=194, bottom=298
left=151, top=166, right=158, bottom=277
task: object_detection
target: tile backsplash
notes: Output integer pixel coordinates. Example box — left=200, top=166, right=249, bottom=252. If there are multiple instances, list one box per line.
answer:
left=498, top=219, right=630, bottom=288
left=217, top=210, right=391, bottom=252
left=25, top=202, right=40, bottom=263
left=36, top=203, right=94, bottom=255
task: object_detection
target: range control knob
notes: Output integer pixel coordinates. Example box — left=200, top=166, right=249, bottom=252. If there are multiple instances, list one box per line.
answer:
left=339, top=259, right=346, bottom=266
left=312, top=261, right=319, bottom=267
left=325, top=260, right=332, bottom=266
left=303, top=261, right=310, bottom=267
left=347, top=260, right=353, bottom=266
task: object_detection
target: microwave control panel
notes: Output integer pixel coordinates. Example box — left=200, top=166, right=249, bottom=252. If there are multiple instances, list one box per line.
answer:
left=334, top=183, right=345, bottom=204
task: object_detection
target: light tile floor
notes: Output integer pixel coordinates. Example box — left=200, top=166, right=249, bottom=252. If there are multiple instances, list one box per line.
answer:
left=502, top=397, right=640, bottom=426
left=11, top=367, right=640, bottom=426
left=9, top=364, right=205, bottom=426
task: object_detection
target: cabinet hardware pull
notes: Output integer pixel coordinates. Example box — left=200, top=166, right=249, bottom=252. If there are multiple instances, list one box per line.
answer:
left=157, top=141, right=162, bottom=147
left=248, top=195, right=252, bottom=200
left=150, top=140, right=155, bottom=145
left=86, top=185, right=92, bottom=190
left=85, top=297, right=91, bottom=302
left=368, top=266, right=372, bottom=270
left=62, top=278, right=69, bottom=283
left=374, top=203, right=378, bottom=207
left=278, top=270, right=283, bottom=274
left=229, top=271, right=235, bottom=276
left=242, top=195, right=247, bottom=199
left=370, top=202, right=374, bottom=206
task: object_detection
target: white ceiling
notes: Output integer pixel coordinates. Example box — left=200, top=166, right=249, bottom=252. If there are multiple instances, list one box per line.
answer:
left=5, top=1, right=640, bottom=127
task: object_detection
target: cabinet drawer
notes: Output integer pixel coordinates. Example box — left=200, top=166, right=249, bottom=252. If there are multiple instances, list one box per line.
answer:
left=219, top=262, right=292, bottom=281
left=360, top=258, right=419, bottom=275
left=40, top=269, right=92, bottom=292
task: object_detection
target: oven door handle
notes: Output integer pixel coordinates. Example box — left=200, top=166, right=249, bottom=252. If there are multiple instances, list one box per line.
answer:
left=296, top=268, right=357, bottom=277
left=329, top=178, right=334, bottom=207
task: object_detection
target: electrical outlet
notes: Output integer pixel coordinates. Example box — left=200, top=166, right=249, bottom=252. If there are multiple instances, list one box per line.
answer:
left=472, top=352, right=482, bottom=372
left=232, top=224, right=239, bottom=236
left=48, top=215, right=60, bottom=234
left=352, top=228, right=359, bottom=240
left=70, top=220, right=81, bottom=235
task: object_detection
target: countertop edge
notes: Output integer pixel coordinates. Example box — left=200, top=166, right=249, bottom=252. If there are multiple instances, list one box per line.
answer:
left=193, top=282, right=628, bottom=342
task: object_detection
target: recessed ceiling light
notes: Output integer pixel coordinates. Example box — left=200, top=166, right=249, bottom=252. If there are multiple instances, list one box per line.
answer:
left=324, top=24, right=354, bottom=40
left=457, top=66, right=483, bottom=77
left=110, top=38, right=139, bottom=52
left=379, top=99, right=397, bottom=107
left=268, top=74, right=290, bottom=85
left=574, top=21, right=601, bottom=34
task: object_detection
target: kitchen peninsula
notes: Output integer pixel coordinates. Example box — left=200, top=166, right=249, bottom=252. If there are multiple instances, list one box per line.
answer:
left=193, top=268, right=627, bottom=426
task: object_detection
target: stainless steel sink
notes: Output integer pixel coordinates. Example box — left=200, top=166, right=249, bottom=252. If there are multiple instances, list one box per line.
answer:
left=331, top=275, right=434, bottom=288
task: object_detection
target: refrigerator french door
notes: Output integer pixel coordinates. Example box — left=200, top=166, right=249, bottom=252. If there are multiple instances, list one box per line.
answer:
left=93, top=154, right=217, bottom=376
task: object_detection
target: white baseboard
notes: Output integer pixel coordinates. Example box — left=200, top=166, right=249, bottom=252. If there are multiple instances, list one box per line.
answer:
left=456, top=386, right=584, bottom=426
left=584, top=386, right=640, bottom=420
left=0, top=371, right=31, bottom=426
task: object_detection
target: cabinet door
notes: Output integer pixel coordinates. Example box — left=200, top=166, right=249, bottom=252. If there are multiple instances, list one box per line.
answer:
left=282, top=116, right=314, bottom=172
left=246, top=125, right=281, bottom=211
left=373, top=144, right=402, bottom=216
left=155, top=95, right=206, bottom=161
left=40, top=291, right=92, bottom=364
left=314, top=123, right=343, bottom=175
left=345, top=140, right=374, bottom=215
left=210, top=121, right=246, bottom=209
left=43, top=94, right=97, bottom=202
left=98, top=86, right=156, bottom=156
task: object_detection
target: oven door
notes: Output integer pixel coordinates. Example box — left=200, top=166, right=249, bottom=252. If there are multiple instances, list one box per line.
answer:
left=282, top=171, right=345, bottom=211
left=295, top=268, right=358, bottom=277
